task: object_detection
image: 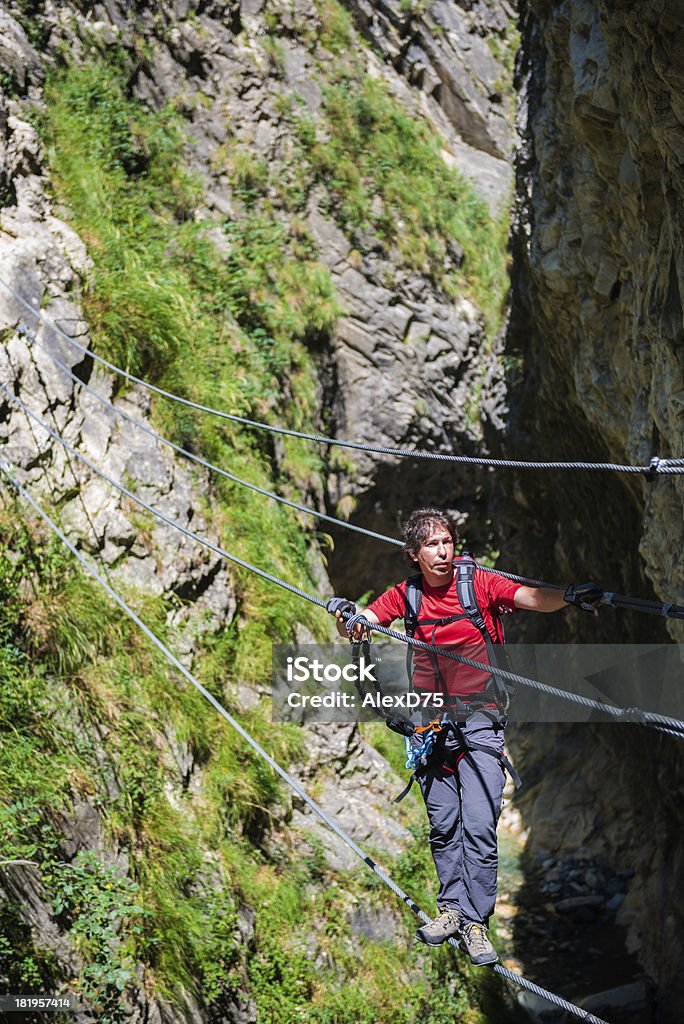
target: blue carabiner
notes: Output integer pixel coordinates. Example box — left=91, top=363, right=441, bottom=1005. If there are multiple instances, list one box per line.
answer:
left=405, top=715, right=448, bottom=770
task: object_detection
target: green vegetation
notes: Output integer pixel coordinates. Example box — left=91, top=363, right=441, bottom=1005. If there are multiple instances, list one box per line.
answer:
left=47, top=852, right=146, bottom=1016
left=2, top=43, right=334, bottom=999
left=0, top=508, right=302, bottom=1016
left=256, top=0, right=509, bottom=332
left=274, top=0, right=510, bottom=332
left=1, top=0, right=512, bottom=1016
left=38, top=54, right=335, bottom=675
left=0, top=502, right=492, bottom=1019
left=485, top=19, right=521, bottom=83
left=293, top=74, right=507, bottom=329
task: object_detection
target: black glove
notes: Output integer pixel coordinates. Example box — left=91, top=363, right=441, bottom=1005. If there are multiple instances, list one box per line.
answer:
left=326, top=597, right=357, bottom=619
left=564, top=582, right=604, bottom=614
left=385, top=713, right=416, bottom=737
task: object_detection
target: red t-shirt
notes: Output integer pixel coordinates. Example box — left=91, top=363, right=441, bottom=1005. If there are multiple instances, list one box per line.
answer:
left=366, top=568, right=520, bottom=697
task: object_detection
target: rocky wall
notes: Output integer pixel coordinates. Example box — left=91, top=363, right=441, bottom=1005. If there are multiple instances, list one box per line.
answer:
left=505, top=0, right=684, bottom=639
left=3, top=0, right=514, bottom=592
left=502, top=2, right=684, bottom=1015
left=0, top=96, right=238, bottom=648
left=0, top=2, right=508, bottom=1013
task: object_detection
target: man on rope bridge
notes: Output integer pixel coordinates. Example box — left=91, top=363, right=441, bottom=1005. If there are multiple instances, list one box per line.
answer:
left=327, top=507, right=603, bottom=967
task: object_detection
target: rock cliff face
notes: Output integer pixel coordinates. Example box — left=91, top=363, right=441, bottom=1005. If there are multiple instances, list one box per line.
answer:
left=0, top=1, right=513, bottom=1017
left=339, top=0, right=516, bottom=185
left=11, top=0, right=514, bottom=598
left=0, top=93, right=237, bottom=651
left=505, top=0, right=684, bottom=639
left=0, top=63, right=244, bottom=1018
left=342, top=0, right=511, bottom=157
left=500, top=1, right=684, bottom=1014
left=3, top=0, right=684, bottom=1018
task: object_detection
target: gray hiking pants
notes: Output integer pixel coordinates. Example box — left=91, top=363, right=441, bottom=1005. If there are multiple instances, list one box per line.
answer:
left=416, top=713, right=505, bottom=926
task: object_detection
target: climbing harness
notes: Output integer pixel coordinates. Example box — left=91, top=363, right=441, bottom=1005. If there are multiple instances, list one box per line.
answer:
left=394, top=554, right=522, bottom=798
left=405, top=716, right=447, bottom=771
left=394, top=715, right=522, bottom=804
left=1, top=465, right=611, bottom=1024
left=4, top=384, right=683, bottom=740
left=344, top=643, right=521, bottom=805
left=345, top=555, right=524, bottom=803
left=394, top=714, right=447, bottom=802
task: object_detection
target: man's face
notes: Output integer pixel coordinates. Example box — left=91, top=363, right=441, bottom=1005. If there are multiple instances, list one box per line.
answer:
left=410, top=524, right=455, bottom=582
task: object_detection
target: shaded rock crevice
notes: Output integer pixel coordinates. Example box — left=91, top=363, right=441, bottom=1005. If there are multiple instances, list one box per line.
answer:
left=499, top=3, right=684, bottom=1015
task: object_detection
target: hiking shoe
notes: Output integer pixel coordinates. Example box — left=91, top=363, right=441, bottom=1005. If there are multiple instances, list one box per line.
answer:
left=415, top=908, right=461, bottom=946
left=461, top=922, right=498, bottom=965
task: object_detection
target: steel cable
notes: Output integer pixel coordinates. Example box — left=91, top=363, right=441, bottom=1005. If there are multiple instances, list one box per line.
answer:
left=2, top=279, right=681, bottom=475
left=0, top=384, right=325, bottom=611
left=4, top=384, right=683, bottom=738
left=14, top=326, right=684, bottom=620
left=17, top=325, right=403, bottom=549
left=0, top=463, right=610, bottom=1024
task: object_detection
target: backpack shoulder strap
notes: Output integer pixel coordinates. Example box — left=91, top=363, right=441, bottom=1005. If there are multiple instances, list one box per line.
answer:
left=456, top=553, right=514, bottom=710
left=404, top=573, right=423, bottom=637
left=403, top=574, right=424, bottom=690
left=455, top=553, right=498, bottom=645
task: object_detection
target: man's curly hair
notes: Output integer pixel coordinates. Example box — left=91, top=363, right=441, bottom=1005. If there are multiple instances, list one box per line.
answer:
left=401, top=508, right=459, bottom=563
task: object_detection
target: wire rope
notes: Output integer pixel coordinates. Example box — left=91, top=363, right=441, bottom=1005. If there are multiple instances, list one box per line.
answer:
left=18, top=326, right=402, bottom=549
left=14, top=326, right=684, bottom=621
left=0, top=462, right=611, bottom=1024
left=3, top=279, right=682, bottom=475
left=4, top=384, right=683, bottom=737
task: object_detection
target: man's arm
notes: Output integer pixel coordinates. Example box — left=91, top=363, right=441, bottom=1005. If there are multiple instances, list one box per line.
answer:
left=513, top=586, right=568, bottom=613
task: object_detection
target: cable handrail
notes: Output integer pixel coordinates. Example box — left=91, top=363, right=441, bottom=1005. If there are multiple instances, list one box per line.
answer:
left=3, top=384, right=683, bottom=738
left=2, top=279, right=682, bottom=476
left=15, top=325, right=684, bottom=622
left=0, top=462, right=612, bottom=1024
left=17, top=325, right=402, bottom=549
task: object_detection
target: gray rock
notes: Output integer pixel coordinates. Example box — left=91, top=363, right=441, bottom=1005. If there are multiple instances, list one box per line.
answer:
left=555, top=894, right=604, bottom=913
left=349, top=903, right=402, bottom=942
left=341, top=0, right=515, bottom=159
left=0, top=10, right=44, bottom=91
left=55, top=797, right=126, bottom=867
left=308, top=206, right=353, bottom=268
left=577, top=978, right=653, bottom=1018
left=0, top=2, right=525, bottom=1018
left=516, top=989, right=566, bottom=1024
left=605, top=892, right=625, bottom=914
left=0, top=862, right=80, bottom=974
left=502, top=2, right=684, bottom=1010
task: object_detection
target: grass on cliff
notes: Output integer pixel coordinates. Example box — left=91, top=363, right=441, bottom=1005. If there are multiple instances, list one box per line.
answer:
left=37, top=56, right=333, bottom=673
left=0, top=506, right=305, bottom=1014
left=0, top=505, right=491, bottom=1022
left=293, top=76, right=507, bottom=328
left=267, top=0, right=510, bottom=332
left=1, top=25, right=512, bottom=1021
left=0, top=49, right=495, bottom=1024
